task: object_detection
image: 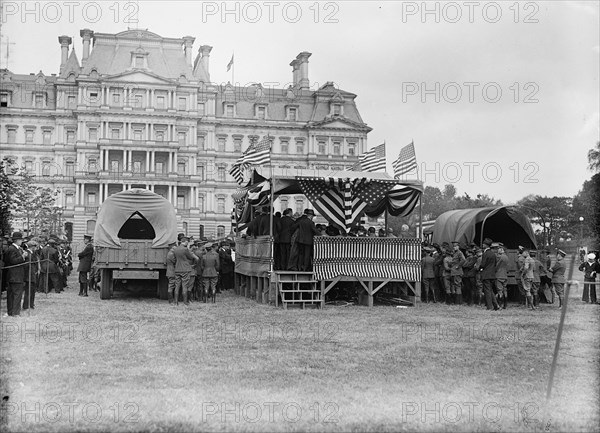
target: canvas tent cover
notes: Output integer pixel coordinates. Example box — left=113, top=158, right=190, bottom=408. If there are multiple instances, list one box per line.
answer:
left=430, top=207, right=537, bottom=249
left=94, top=189, right=178, bottom=248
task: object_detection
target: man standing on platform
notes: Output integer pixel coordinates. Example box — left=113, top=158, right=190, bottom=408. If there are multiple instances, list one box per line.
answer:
left=5, top=232, right=28, bottom=317
left=548, top=249, right=567, bottom=308
left=77, top=234, right=94, bottom=297
left=291, top=209, right=319, bottom=272
left=480, top=238, right=499, bottom=311
left=278, top=208, right=294, bottom=270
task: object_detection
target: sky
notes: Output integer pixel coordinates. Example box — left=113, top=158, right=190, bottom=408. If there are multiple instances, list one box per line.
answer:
left=1, top=0, right=598, bottom=203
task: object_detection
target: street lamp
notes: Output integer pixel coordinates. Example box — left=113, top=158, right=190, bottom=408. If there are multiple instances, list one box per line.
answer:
left=579, top=216, right=584, bottom=253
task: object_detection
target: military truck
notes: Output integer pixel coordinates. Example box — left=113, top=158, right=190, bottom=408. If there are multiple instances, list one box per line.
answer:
left=93, top=189, right=177, bottom=300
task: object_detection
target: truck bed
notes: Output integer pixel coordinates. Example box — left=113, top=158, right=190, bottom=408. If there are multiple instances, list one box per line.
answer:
left=95, top=239, right=168, bottom=269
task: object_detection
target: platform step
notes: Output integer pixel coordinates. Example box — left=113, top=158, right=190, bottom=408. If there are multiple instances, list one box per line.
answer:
left=280, top=290, right=321, bottom=293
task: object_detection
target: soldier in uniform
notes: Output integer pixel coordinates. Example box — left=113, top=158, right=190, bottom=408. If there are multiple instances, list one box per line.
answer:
left=521, top=248, right=537, bottom=310
left=495, top=244, right=509, bottom=309
left=173, top=236, right=198, bottom=306
left=530, top=250, right=544, bottom=308
left=548, top=249, right=567, bottom=308
left=421, top=247, right=436, bottom=303
left=201, top=243, right=220, bottom=302
left=77, top=234, right=94, bottom=297
left=442, top=248, right=453, bottom=304
left=432, top=245, right=445, bottom=303
left=462, top=248, right=478, bottom=306
left=515, top=246, right=526, bottom=305
left=480, top=238, right=499, bottom=311
left=166, top=242, right=177, bottom=304
left=450, top=241, right=466, bottom=305
left=40, top=238, right=61, bottom=294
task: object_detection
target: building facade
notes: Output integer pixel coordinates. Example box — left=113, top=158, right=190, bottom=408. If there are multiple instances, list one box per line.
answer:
left=0, top=29, right=372, bottom=241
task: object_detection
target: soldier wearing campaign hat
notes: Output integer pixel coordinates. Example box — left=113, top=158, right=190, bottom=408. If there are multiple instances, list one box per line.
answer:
left=548, top=249, right=567, bottom=308
left=77, top=234, right=94, bottom=297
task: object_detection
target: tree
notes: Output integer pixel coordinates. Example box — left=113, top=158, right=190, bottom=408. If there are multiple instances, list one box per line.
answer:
left=11, top=167, right=59, bottom=237
left=588, top=141, right=600, bottom=172
left=517, top=195, right=575, bottom=246
left=0, top=158, right=15, bottom=236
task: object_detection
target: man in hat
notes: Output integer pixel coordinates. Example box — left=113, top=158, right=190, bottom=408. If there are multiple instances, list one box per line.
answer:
left=291, top=209, right=320, bottom=271
left=387, top=227, right=397, bottom=238
left=166, top=241, right=177, bottom=304
left=277, top=208, right=294, bottom=270
left=515, top=246, right=526, bottom=305
left=579, top=253, right=599, bottom=303
left=495, top=244, right=509, bottom=309
left=5, top=232, right=28, bottom=316
left=40, top=238, right=61, bottom=294
left=480, top=238, right=499, bottom=311
left=22, top=238, right=40, bottom=311
left=218, top=240, right=234, bottom=291
left=548, top=250, right=567, bottom=308
left=173, top=236, right=198, bottom=305
left=521, top=248, right=537, bottom=310
left=462, top=248, right=478, bottom=306
left=442, top=248, right=453, bottom=304
left=421, top=247, right=436, bottom=303
left=201, top=243, right=220, bottom=301
left=530, top=250, right=544, bottom=307
left=432, top=245, right=445, bottom=303
left=77, top=234, right=94, bottom=297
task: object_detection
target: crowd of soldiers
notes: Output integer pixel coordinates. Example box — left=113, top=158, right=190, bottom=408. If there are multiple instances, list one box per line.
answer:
left=421, top=237, right=600, bottom=311
left=1, top=231, right=73, bottom=317
left=164, top=234, right=235, bottom=305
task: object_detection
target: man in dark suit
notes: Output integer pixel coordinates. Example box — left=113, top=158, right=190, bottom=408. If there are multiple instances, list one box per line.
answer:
left=291, top=209, right=319, bottom=271
left=218, top=241, right=234, bottom=290
left=5, top=232, right=28, bottom=316
left=22, top=238, right=40, bottom=310
left=256, top=206, right=271, bottom=236
left=480, top=238, right=499, bottom=311
left=277, top=208, right=294, bottom=270
left=78, top=234, right=94, bottom=297
left=40, top=239, right=61, bottom=293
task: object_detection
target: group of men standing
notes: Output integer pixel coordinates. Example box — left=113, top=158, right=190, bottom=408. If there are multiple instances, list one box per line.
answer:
left=421, top=238, right=569, bottom=311
left=165, top=235, right=234, bottom=305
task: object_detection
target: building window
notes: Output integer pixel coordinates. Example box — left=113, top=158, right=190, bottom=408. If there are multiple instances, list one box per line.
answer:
left=348, top=143, right=356, bottom=156
left=66, top=193, right=74, bottom=207
left=35, top=94, right=44, bottom=108
left=88, top=128, right=98, bottom=142
left=25, top=130, right=34, bottom=143
left=133, top=94, right=142, bottom=108
left=318, top=141, right=326, bottom=154
left=66, top=162, right=75, bottom=177
left=88, top=158, right=98, bottom=173
left=198, top=195, right=204, bottom=212
left=233, top=137, right=242, bottom=152
left=155, top=161, right=164, bottom=174
left=218, top=166, right=225, bottom=182
left=280, top=140, right=289, bottom=154
left=87, top=193, right=97, bottom=205
left=112, top=93, right=121, bottom=104
left=7, top=129, right=16, bottom=144
left=68, top=96, right=76, bottom=108
left=197, top=165, right=205, bottom=180
left=332, top=104, right=341, bottom=116
left=296, top=141, right=304, bottom=154
left=43, top=131, right=51, bottom=144
left=280, top=197, right=288, bottom=212
left=135, top=56, right=144, bottom=68
left=217, top=225, right=225, bottom=238
left=197, top=102, right=205, bottom=115
left=41, top=164, right=50, bottom=177
left=133, top=129, right=143, bottom=141
left=177, top=195, right=186, bottom=209
left=178, top=97, right=186, bottom=111
left=217, top=198, right=225, bottom=214
left=155, top=130, right=164, bottom=142
left=66, top=130, right=75, bottom=144
left=25, top=161, right=34, bottom=173
left=111, top=160, right=120, bottom=173
left=295, top=199, right=303, bottom=215
left=0, top=93, right=9, bottom=107
left=217, top=137, right=225, bottom=152
left=111, top=129, right=121, bottom=140
left=178, top=132, right=186, bottom=146
left=86, top=220, right=96, bottom=233
left=178, top=162, right=186, bottom=175
left=198, top=135, right=205, bottom=150
left=89, top=91, right=99, bottom=103
left=225, top=104, right=234, bottom=118
left=156, top=95, right=165, bottom=109
left=287, top=107, right=297, bottom=121
left=256, top=106, right=266, bottom=119
left=333, top=141, right=341, bottom=155
left=133, top=161, right=142, bottom=174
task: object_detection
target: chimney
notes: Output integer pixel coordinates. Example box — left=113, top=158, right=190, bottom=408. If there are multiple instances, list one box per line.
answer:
left=296, top=52, right=311, bottom=90
left=289, top=59, right=299, bottom=86
left=183, top=36, right=195, bottom=66
left=200, top=45, right=212, bottom=73
left=80, top=29, right=94, bottom=64
left=58, top=36, right=72, bottom=73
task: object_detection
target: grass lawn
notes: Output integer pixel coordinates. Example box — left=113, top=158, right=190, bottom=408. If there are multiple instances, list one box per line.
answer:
left=1, top=271, right=598, bottom=432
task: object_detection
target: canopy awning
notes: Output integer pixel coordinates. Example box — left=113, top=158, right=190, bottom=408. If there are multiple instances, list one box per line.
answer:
left=235, top=168, right=423, bottom=232
left=431, top=206, right=537, bottom=249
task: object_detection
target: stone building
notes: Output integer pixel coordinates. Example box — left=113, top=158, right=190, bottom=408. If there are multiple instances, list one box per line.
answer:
left=0, top=29, right=372, bottom=241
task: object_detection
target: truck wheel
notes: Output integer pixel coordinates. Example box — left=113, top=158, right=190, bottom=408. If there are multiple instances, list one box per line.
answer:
left=100, top=269, right=112, bottom=300
left=157, top=270, right=168, bottom=300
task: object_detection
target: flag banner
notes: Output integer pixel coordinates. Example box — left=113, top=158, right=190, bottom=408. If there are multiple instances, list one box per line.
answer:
left=243, top=137, right=272, bottom=166
left=229, top=162, right=244, bottom=185
left=234, top=236, right=272, bottom=278
left=364, top=184, right=423, bottom=218
left=358, top=143, right=386, bottom=172
left=393, top=142, right=418, bottom=178
left=227, top=54, right=234, bottom=71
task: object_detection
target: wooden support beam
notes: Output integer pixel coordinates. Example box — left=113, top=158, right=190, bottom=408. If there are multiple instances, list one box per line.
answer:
left=372, top=279, right=391, bottom=296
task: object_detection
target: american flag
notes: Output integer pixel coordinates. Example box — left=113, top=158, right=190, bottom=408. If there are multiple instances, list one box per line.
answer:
left=393, top=142, right=418, bottom=178
left=353, top=143, right=386, bottom=172
left=229, top=159, right=244, bottom=185
left=229, top=137, right=272, bottom=184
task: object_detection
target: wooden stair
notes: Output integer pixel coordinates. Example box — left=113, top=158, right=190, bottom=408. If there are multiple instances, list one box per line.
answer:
left=275, top=271, right=322, bottom=309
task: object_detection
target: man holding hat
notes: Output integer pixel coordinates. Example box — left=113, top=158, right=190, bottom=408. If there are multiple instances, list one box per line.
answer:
left=291, top=209, right=319, bottom=272
left=579, top=253, right=599, bottom=303
left=5, top=232, right=29, bottom=316
left=77, top=234, right=94, bottom=296
left=548, top=250, right=567, bottom=308
left=480, top=238, right=499, bottom=311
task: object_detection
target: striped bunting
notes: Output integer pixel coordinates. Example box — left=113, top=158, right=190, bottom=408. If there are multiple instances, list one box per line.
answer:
left=353, top=143, right=386, bottom=172
left=313, top=237, right=422, bottom=281
left=393, top=142, right=418, bottom=178
left=364, top=184, right=422, bottom=218
left=298, top=178, right=345, bottom=230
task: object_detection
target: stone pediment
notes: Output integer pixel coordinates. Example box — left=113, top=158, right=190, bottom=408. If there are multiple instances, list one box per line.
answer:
left=308, top=116, right=372, bottom=132
left=105, top=71, right=174, bottom=85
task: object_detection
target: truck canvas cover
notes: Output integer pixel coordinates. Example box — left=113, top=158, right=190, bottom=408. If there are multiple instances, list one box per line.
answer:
left=94, top=189, right=178, bottom=248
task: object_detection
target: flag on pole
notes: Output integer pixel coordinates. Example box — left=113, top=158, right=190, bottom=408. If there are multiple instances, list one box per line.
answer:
left=229, top=157, right=244, bottom=185
left=227, top=54, right=234, bottom=71
left=353, top=143, right=386, bottom=172
left=228, top=137, right=272, bottom=185
left=393, top=142, right=418, bottom=178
